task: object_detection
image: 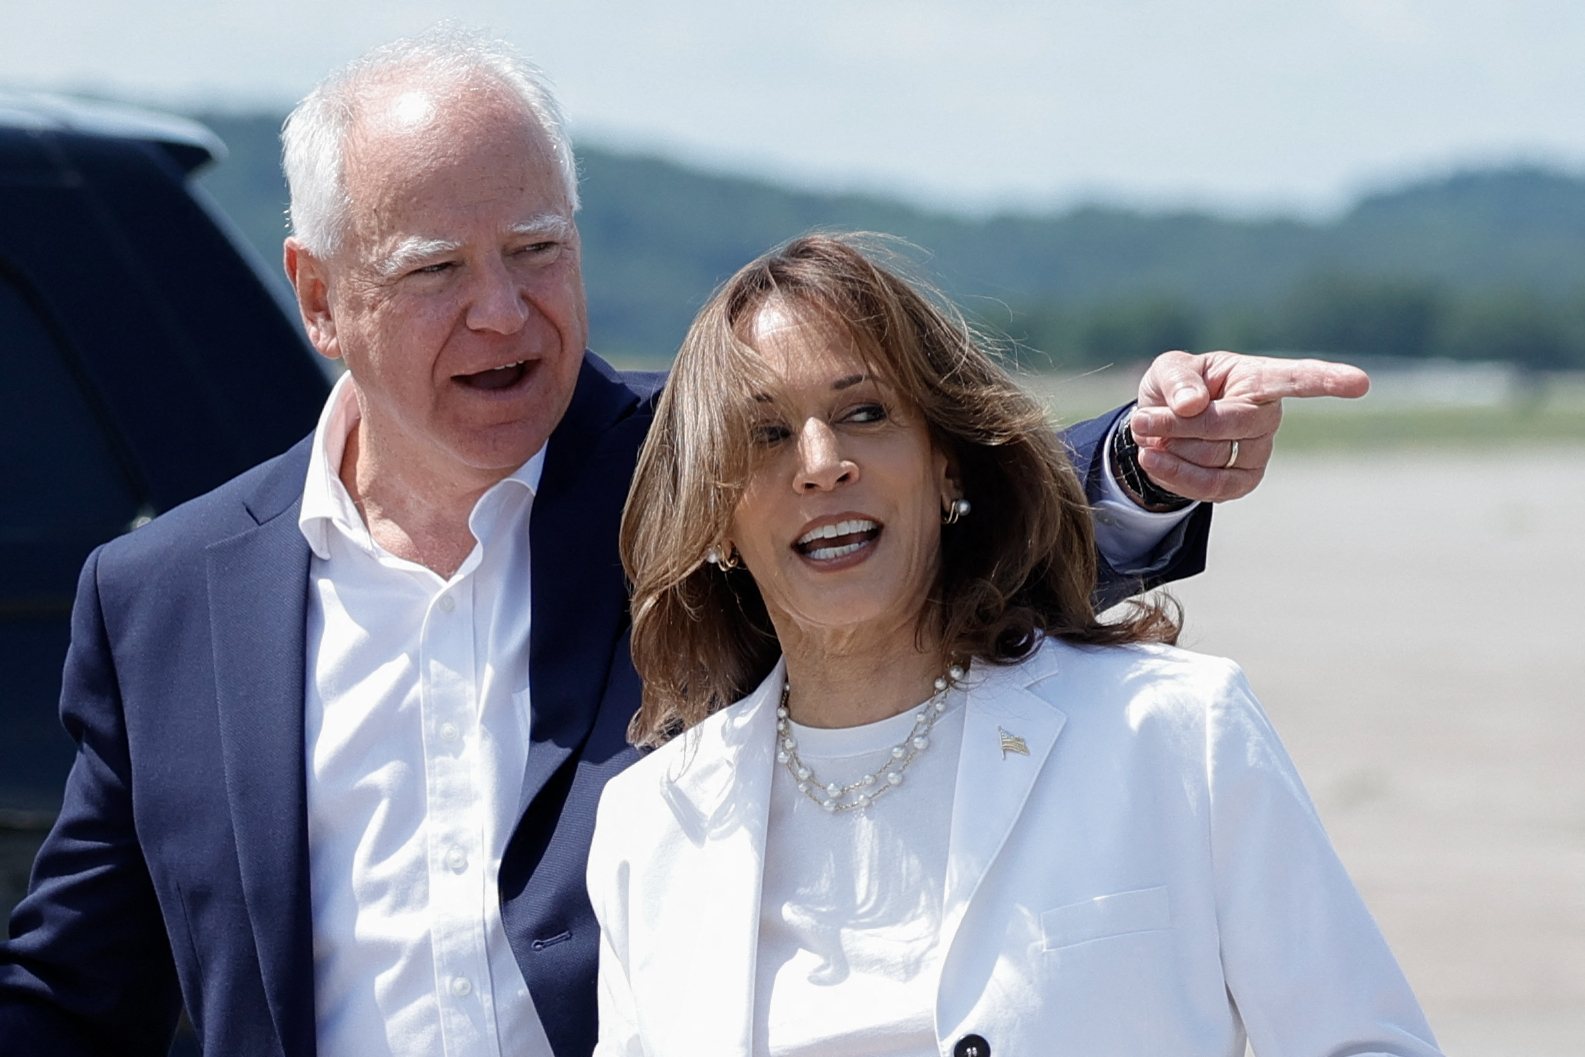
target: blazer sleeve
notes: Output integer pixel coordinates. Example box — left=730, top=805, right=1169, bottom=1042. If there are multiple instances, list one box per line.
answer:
left=0, top=547, right=183, bottom=1056
left=1205, top=665, right=1442, bottom=1057
left=1059, top=404, right=1213, bottom=611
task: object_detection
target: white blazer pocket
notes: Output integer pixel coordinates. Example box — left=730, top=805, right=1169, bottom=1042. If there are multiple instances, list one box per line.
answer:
left=1041, top=885, right=1171, bottom=950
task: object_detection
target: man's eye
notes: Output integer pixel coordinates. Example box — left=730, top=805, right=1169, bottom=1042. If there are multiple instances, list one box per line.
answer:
left=752, top=423, right=791, bottom=445
left=413, top=261, right=454, bottom=276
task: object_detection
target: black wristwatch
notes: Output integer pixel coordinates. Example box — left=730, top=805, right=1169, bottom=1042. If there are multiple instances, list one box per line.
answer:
left=1110, top=409, right=1195, bottom=513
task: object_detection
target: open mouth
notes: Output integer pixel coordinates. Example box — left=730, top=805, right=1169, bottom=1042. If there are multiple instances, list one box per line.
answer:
left=794, top=518, right=881, bottom=561
left=455, top=360, right=530, bottom=391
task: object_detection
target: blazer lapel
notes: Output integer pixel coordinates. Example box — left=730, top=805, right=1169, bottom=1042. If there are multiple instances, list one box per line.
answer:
left=518, top=354, right=647, bottom=817
left=207, top=444, right=317, bottom=1057
left=648, top=666, right=782, bottom=1057
left=939, top=651, right=1068, bottom=969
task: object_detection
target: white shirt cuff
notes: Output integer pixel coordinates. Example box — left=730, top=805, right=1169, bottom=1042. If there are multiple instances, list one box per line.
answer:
left=1092, top=418, right=1200, bottom=573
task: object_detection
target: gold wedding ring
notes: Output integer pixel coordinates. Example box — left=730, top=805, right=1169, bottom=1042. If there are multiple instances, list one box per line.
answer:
left=1224, top=439, right=1240, bottom=469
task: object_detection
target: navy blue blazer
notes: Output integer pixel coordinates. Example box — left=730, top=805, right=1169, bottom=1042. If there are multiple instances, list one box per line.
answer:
left=0, top=354, right=1208, bottom=1057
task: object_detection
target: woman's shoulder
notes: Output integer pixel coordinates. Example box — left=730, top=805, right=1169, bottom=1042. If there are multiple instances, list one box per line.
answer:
left=596, top=669, right=779, bottom=826
left=601, top=698, right=744, bottom=797
left=982, top=638, right=1276, bottom=778
left=1017, top=634, right=1245, bottom=684
left=1006, top=636, right=1255, bottom=720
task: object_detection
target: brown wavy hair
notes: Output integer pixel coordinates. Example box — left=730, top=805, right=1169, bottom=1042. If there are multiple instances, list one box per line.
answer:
left=620, top=233, right=1177, bottom=747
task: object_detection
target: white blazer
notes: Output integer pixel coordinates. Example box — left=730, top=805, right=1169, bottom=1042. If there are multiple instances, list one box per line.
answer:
left=587, top=639, right=1442, bottom=1057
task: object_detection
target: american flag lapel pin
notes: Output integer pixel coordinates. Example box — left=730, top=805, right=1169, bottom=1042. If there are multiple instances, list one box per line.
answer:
left=998, top=727, right=1029, bottom=759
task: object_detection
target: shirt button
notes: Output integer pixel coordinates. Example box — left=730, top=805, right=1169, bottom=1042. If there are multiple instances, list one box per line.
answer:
left=450, top=976, right=472, bottom=997
left=439, top=722, right=460, bottom=743
left=446, top=846, right=468, bottom=872
left=953, top=1035, right=990, bottom=1057
left=437, top=594, right=456, bottom=614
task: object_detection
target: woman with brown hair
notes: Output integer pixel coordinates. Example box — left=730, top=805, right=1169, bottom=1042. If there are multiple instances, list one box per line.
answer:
left=586, top=234, right=1439, bottom=1057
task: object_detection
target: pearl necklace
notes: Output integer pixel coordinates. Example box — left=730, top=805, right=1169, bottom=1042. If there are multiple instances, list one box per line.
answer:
left=776, top=665, right=965, bottom=813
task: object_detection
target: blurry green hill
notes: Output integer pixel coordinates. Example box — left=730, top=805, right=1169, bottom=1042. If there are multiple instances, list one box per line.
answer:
left=194, top=112, right=1585, bottom=369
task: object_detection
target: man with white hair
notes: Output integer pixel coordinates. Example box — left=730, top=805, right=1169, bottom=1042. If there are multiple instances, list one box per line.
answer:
left=0, top=26, right=1365, bottom=1057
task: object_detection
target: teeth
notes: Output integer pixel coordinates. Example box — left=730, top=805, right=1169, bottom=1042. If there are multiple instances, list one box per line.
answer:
left=488, top=361, right=525, bottom=371
left=796, top=519, right=877, bottom=546
left=807, top=541, right=868, bottom=561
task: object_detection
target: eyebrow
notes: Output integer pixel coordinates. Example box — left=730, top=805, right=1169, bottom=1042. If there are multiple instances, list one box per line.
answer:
left=375, top=213, right=574, bottom=278
left=750, top=372, right=872, bottom=403
left=509, top=213, right=575, bottom=241
left=378, top=236, right=462, bottom=277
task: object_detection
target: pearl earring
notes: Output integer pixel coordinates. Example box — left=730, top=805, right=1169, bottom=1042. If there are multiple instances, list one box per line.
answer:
left=941, top=498, right=971, bottom=525
left=705, top=545, right=739, bottom=571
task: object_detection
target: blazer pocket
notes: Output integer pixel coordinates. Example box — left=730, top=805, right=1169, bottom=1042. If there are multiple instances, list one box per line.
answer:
left=1041, top=885, right=1171, bottom=951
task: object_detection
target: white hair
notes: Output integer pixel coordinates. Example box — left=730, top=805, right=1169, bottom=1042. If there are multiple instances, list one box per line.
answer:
left=282, top=24, right=579, bottom=257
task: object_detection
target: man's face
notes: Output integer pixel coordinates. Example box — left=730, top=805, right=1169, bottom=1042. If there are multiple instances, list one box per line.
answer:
left=302, top=83, right=588, bottom=483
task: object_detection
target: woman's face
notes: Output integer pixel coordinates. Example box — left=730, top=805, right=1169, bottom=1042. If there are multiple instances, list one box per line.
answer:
left=727, top=302, right=955, bottom=649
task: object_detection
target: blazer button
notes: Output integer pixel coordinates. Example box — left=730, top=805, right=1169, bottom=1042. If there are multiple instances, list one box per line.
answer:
left=953, top=1035, right=990, bottom=1057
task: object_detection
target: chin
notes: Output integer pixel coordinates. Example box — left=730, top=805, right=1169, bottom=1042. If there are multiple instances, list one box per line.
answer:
left=794, top=594, right=914, bottom=634
left=447, top=426, right=550, bottom=474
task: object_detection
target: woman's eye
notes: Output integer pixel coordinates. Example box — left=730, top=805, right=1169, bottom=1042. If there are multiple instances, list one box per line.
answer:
left=847, top=403, right=888, bottom=424
left=752, top=422, right=792, bottom=446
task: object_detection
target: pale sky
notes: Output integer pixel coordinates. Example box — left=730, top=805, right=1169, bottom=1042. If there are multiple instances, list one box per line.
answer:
left=5, top=0, right=1585, bottom=215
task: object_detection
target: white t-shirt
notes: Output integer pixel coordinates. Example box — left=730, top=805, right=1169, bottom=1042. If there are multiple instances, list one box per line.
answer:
left=755, top=691, right=967, bottom=1057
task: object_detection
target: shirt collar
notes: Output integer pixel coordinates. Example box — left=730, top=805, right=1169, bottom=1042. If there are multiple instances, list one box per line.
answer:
left=298, top=372, right=547, bottom=562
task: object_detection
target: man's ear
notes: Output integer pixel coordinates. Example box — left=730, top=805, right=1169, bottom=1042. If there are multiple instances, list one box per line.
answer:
left=284, top=237, right=340, bottom=361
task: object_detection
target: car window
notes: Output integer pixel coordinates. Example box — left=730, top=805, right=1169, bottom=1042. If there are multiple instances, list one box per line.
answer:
left=0, top=263, right=141, bottom=600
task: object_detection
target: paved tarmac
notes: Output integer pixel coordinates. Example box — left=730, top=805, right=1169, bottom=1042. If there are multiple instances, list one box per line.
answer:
left=1161, top=447, right=1585, bottom=1056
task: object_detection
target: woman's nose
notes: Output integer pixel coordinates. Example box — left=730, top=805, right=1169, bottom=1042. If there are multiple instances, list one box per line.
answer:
left=795, top=419, right=857, bottom=491
left=464, top=255, right=531, bottom=334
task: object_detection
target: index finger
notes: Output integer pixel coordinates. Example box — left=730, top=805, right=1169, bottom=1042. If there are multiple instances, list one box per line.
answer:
left=1217, top=355, right=1371, bottom=404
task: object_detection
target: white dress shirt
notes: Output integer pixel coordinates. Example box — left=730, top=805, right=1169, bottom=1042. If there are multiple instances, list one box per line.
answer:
left=299, top=375, right=554, bottom=1057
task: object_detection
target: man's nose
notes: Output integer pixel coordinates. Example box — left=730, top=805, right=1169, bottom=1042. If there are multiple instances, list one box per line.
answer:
left=464, top=255, right=530, bottom=333
left=795, top=419, right=857, bottom=492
